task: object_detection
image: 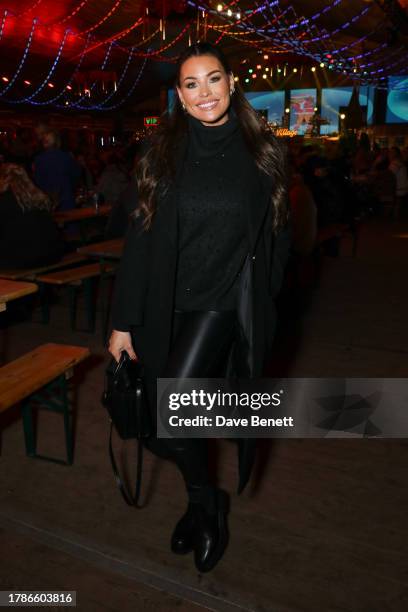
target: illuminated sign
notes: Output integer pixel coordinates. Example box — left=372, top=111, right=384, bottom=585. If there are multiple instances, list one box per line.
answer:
left=144, top=116, right=160, bottom=127
left=274, top=128, right=297, bottom=137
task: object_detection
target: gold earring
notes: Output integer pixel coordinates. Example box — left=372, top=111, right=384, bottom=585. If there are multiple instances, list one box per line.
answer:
left=181, top=101, right=187, bottom=112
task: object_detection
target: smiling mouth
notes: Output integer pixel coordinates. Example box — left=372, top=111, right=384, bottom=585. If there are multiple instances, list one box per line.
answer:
left=196, top=100, right=219, bottom=110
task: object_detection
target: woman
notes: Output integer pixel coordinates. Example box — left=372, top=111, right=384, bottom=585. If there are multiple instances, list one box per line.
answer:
left=0, top=163, right=63, bottom=268
left=109, top=43, right=290, bottom=572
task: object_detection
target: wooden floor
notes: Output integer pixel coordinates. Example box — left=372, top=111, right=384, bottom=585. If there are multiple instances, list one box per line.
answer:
left=0, top=216, right=407, bottom=612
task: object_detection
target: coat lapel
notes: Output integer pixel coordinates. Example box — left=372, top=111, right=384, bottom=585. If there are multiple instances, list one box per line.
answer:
left=247, top=170, right=273, bottom=254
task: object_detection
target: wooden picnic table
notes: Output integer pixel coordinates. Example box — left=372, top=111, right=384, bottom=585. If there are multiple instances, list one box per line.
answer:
left=0, top=279, right=38, bottom=312
left=77, top=238, right=124, bottom=260
left=53, top=205, right=112, bottom=227
left=77, top=238, right=123, bottom=338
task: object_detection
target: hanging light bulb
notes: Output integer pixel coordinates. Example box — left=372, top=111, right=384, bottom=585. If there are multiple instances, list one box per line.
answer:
left=311, top=67, right=316, bottom=72
left=262, top=74, right=267, bottom=79
left=257, top=64, right=262, bottom=70
left=2, top=76, right=9, bottom=82
left=263, top=54, right=269, bottom=60
left=293, top=68, right=298, bottom=73
left=320, top=62, right=325, bottom=68
left=234, top=76, right=239, bottom=82
left=227, top=9, right=232, bottom=17
left=236, top=12, right=240, bottom=19
left=217, top=4, right=223, bottom=11
left=244, top=78, right=250, bottom=83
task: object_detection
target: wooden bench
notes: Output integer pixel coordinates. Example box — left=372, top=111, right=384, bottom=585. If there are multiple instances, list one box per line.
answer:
left=0, top=343, right=90, bottom=464
left=0, top=279, right=38, bottom=312
left=36, top=262, right=115, bottom=332
left=0, top=252, right=88, bottom=281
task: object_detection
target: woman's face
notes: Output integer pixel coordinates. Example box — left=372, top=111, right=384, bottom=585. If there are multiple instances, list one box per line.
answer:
left=176, top=55, right=234, bottom=127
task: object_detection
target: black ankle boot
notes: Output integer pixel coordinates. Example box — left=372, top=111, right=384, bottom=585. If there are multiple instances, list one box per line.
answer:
left=188, top=485, right=230, bottom=573
left=170, top=503, right=195, bottom=555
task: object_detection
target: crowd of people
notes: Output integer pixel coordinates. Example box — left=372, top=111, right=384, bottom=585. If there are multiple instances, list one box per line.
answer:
left=0, top=124, right=140, bottom=209
left=0, top=121, right=407, bottom=272
left=287, top=135, right=408, bottom=259
left=0, top=124, right=142, bottom=268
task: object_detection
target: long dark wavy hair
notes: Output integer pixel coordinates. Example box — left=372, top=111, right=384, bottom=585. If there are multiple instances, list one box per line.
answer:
left=136, top=42, right=288, bottom=231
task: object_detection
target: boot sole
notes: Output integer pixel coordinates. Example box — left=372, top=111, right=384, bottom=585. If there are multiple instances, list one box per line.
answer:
left=171, top=543, right=194, bottom=555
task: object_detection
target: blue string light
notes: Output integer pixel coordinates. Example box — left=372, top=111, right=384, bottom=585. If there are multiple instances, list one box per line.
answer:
left=94, top=49, right=134, bottom=109
left=0, top=19, right=37, bottom=98
left=67, top=54, right=147, bottom=111
left=7, top=28, right=70, bottom=104
left=64, top=42, right=113, bottom=109
left=287, top=0, right=342, bottom=30
left=301, top=6, right=371, bottom=43
left=188, top=0, right=401, bottom=83
left=29, top=33, right=93, bottom=105
left=99, top=56, right=147, bottom=111
left=73, top=46, right=134, bottom=110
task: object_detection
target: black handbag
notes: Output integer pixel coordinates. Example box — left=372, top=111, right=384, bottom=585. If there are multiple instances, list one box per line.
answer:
left=101, top=350, right=152, bottom=507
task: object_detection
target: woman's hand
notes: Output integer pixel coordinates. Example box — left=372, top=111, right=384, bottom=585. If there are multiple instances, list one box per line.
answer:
left=108, top=330, right=138, bottom=362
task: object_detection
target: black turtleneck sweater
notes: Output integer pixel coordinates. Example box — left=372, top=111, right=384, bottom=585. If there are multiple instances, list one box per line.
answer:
left=174, top=113, right=259, bottom=311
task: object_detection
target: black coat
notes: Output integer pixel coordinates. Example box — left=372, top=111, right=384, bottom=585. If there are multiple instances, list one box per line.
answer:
left=112, top=138, right=291, bottom=493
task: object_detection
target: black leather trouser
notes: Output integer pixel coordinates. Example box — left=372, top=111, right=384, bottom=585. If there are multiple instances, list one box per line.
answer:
left=146, top=310, right=237, bottom=487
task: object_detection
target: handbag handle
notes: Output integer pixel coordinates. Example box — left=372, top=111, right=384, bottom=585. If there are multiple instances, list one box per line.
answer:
left=109, top=422, right=144, bottom=508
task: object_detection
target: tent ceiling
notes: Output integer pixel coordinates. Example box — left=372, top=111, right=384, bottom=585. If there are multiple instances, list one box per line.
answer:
left=0, top=0, right=407, bottom=110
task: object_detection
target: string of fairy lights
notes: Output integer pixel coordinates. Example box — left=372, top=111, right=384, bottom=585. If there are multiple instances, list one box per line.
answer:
left=0, top=0, right=406, bottom=110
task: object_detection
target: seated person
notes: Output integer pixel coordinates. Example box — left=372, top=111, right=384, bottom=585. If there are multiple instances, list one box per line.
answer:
left=0, top=164, right=63, bottom=268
